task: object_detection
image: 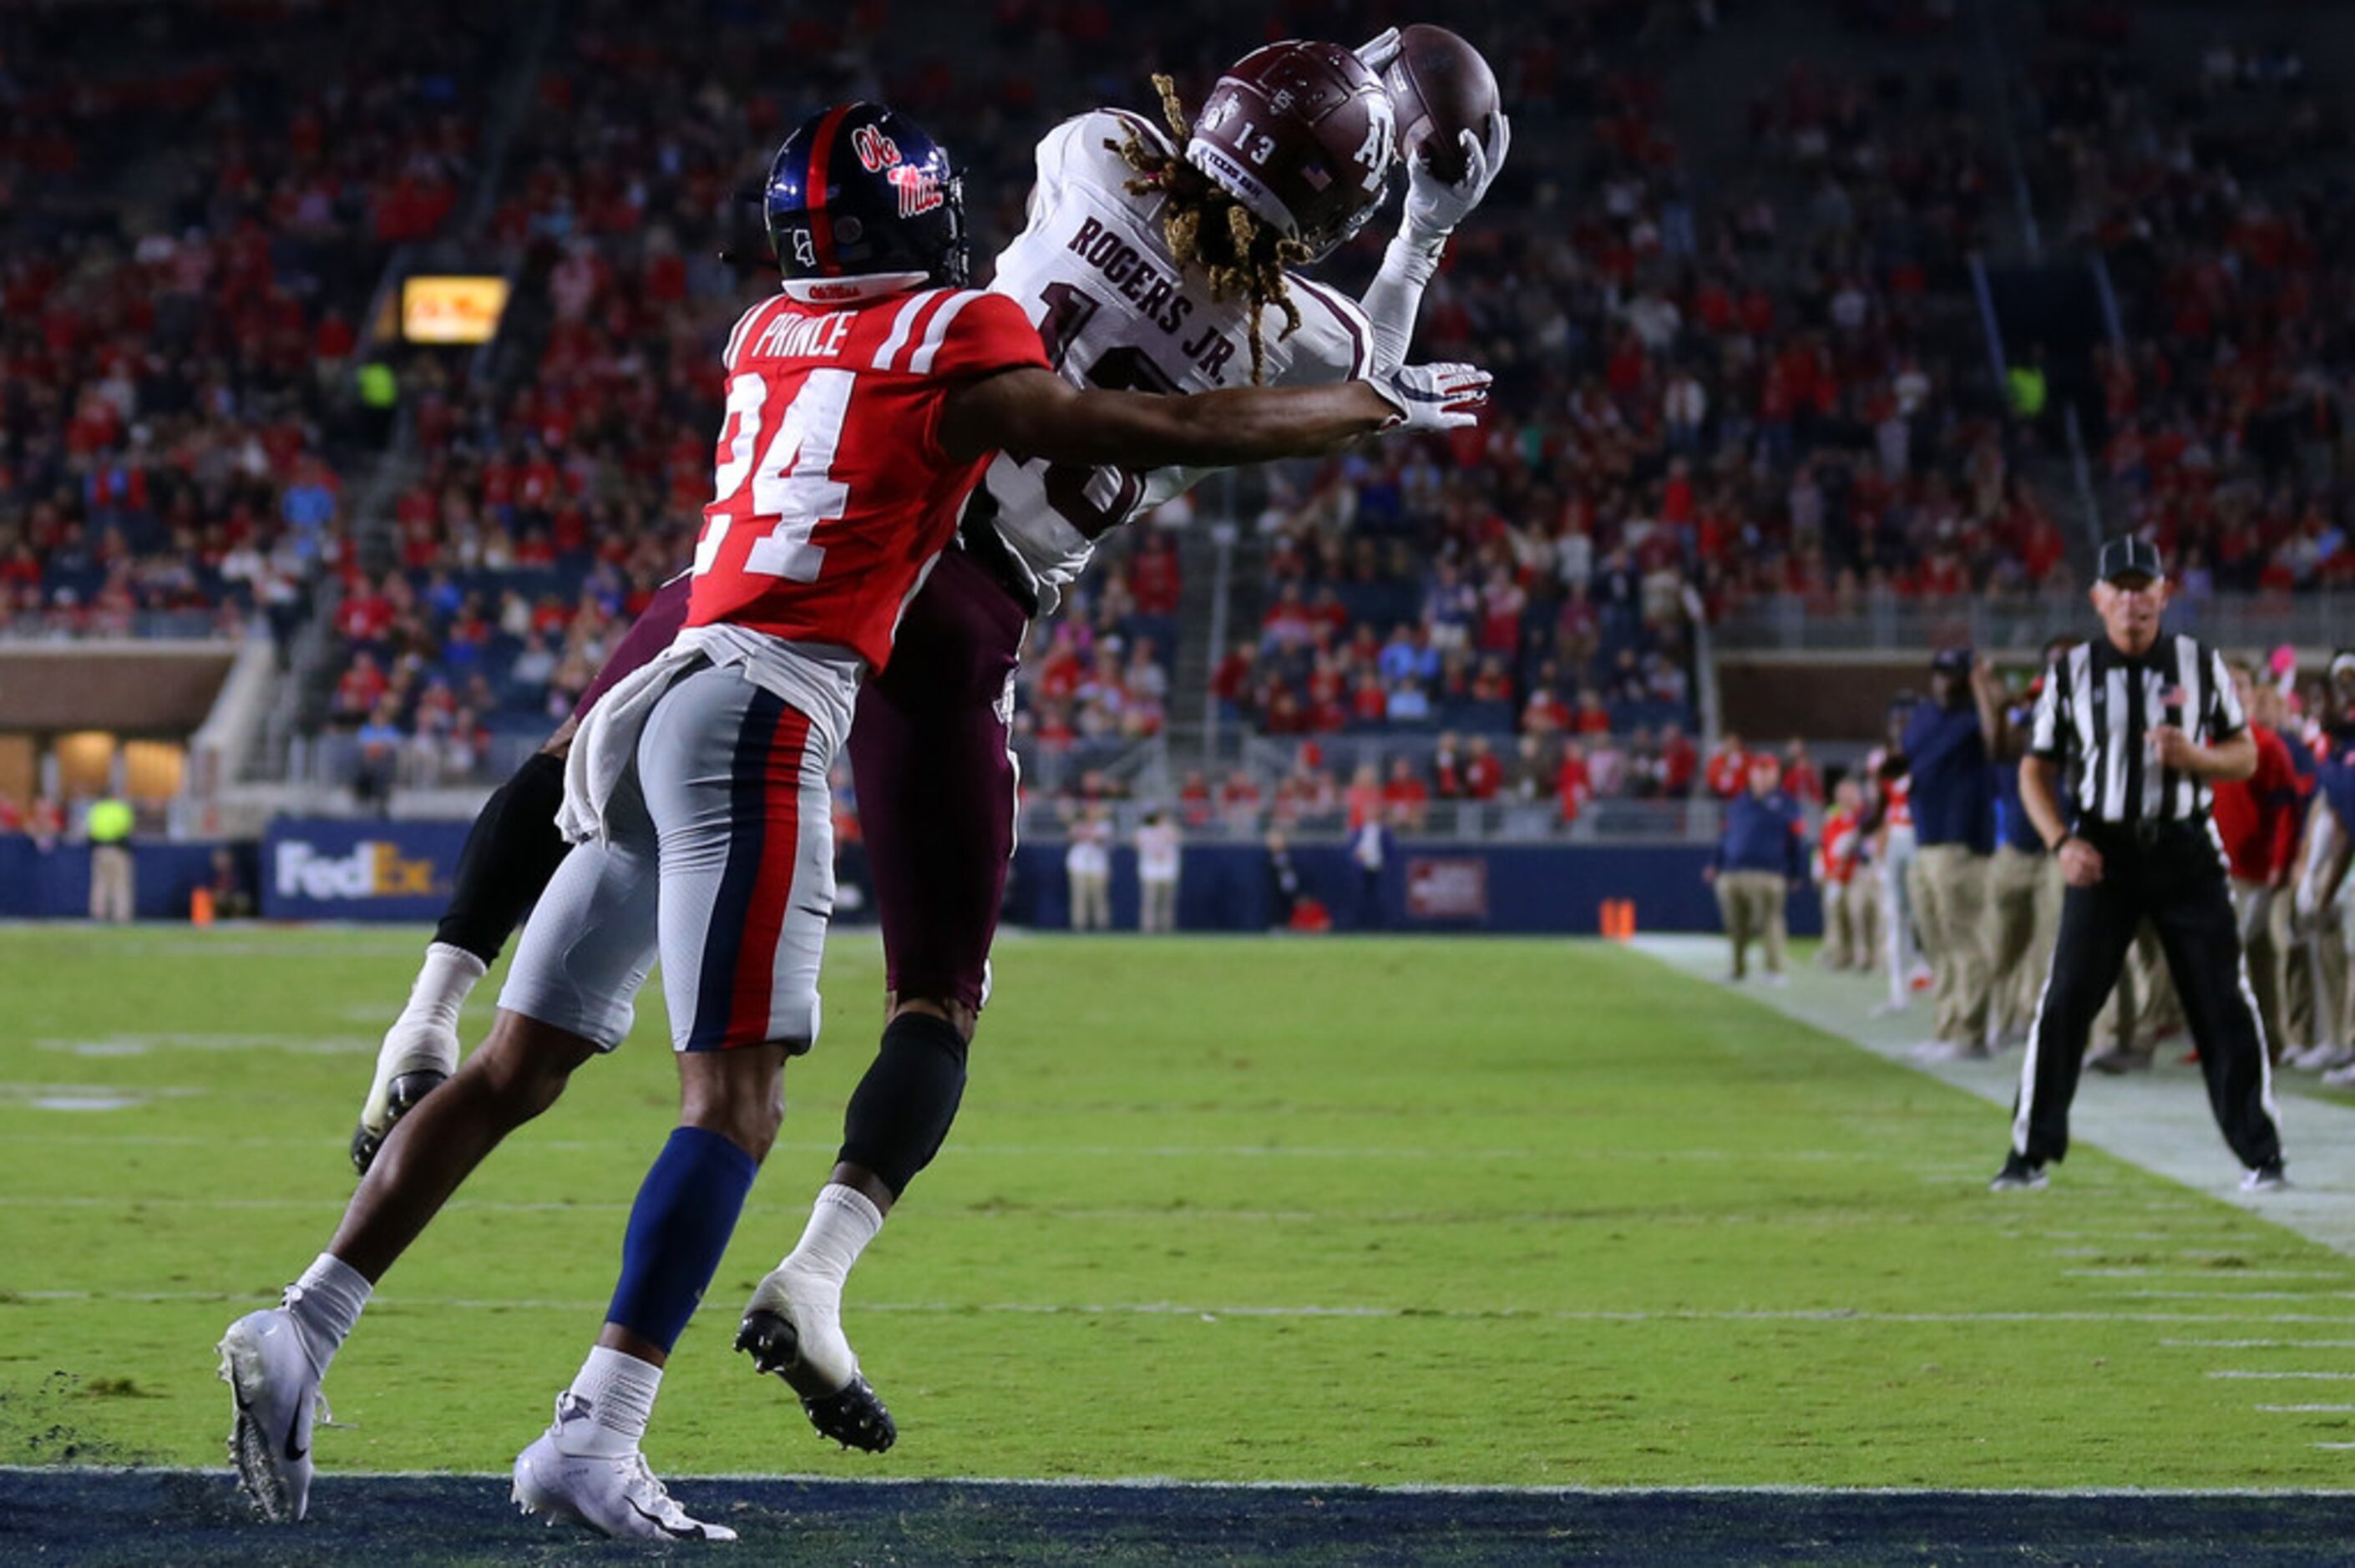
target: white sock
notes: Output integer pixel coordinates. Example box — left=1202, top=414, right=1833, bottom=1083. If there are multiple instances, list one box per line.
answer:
left=780, top=1184, right=884, bottom=1290
left=558, top=1345, right=662, bottom=1457
left=365, top=944, right=484, bottom=1127
left=396, top=943, right=487, bottom=1050
left=282, top=1252, right=372, bottom=1371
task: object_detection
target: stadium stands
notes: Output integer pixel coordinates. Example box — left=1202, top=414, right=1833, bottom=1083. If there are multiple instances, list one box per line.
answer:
left=0, top=0, right=514, bottom=645
left=25, top=0, right=2338, bottom=832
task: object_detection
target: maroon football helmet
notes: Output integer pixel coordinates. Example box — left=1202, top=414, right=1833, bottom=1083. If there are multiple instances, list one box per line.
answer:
left=1184, top=41, right=1399, bottom=260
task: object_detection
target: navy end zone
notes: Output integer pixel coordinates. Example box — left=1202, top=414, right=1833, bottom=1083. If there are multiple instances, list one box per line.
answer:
left=6, top=1470, right=2355, bottom=1565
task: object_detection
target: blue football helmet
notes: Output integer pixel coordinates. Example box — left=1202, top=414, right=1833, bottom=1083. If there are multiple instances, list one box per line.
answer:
left=764, top=103, right=968, bottom=301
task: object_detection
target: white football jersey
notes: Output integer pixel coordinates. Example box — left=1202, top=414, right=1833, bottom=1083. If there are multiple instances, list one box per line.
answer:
left=976, top=109, right=1377, bottom=609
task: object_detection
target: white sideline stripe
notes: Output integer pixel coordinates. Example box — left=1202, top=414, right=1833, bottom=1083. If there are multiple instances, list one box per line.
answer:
left=2067, top=1268, right=2346, bottom=1281
left=2044, top=1232, right=2239, bottom=1242
left=0, top=1131, right=1929, bottom=1166
left=2131, top=1290, right=2355, bottom=1302
left=2164, top=1339, right=2355, bottom=1349
left=2311, top=1443, right=2355, bottom=1450
left=0, top=1134, right=1577, bottom=1161
left=3, top=1464, right=2352, bottom=1498
left=17, top=1288, right=2355, bottom=1328
left=2206, top=1371, right=2355, bottom=1381
left=0, top=1196, right=1962, bottom=1228
left=2256, top=1404, right=2355, bottom=1413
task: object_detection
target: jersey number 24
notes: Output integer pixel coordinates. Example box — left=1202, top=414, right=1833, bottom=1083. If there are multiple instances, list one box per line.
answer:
left=695, top=367, right=853, bottom=583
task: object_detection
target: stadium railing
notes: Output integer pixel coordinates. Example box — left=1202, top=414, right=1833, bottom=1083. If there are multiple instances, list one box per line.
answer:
left=1710, top=590, right=2353, bottom=653
left=1011, top=796, right=1723, bottom=847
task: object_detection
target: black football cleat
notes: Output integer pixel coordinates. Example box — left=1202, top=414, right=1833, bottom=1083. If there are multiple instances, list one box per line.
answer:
left=349, top=1070, right=448, bottom=1176
left=1988, top=1152, right=2049, bottom=1192
left=735, top=1308, right=897, bottom=1453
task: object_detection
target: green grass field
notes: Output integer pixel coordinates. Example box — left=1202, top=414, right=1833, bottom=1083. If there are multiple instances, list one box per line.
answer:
left=4, top=925, right=2353, bottom=1494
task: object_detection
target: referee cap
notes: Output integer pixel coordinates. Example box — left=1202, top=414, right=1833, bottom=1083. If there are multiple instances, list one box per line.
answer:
left=2096, top=535, right=2163, bottom=585
left=1930, top=645, right=1974, bottom=677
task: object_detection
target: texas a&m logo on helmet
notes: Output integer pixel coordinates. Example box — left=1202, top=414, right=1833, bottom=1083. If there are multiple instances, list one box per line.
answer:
left=1185, top=41, right=1398, bottom=260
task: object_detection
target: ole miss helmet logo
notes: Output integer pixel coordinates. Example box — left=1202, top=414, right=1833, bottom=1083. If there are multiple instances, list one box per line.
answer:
left=852, top=124, right=901, bottom=172
left=888, top=163, right=944, bottom=218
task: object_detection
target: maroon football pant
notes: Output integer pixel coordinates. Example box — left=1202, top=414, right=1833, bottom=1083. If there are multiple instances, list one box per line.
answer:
left=848, top=547, right=1028, bottom=1015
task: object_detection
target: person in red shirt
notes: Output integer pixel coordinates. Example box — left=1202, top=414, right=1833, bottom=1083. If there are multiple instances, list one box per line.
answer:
left=1219, top=768, right=1264, bottom=825
left=1463, top=735, right=1506, bottom=800
left=1177, top=769, right=1214, bottom=827
left=1569, top=687, right=1610, bottom=737
left=1209, top=640, right=1257, bottom=715
left=1816, top=776, right=1869, bottom=970
left=2213, top=663, right=2300, bottom=1056
left=1658, top=723, right=1699, bottom=796
left=1556, top=739, right=1592, bottom=825
left=1705, top=732, right=1751, bottom=799
left=332, top=651, right=388, bottom=721
left=1781, top=739, right=1823, bottom=806
left=1128, top=533, right=1182, bottom=617
left=1383, top=756, right=1431, bottom=829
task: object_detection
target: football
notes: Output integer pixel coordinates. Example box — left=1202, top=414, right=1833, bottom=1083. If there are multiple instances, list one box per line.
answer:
left=1382, top=24, right=1501, bottom=184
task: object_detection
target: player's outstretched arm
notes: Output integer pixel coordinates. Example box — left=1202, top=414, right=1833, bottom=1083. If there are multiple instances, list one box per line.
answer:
left=940, top=362, right=1488, bottom=471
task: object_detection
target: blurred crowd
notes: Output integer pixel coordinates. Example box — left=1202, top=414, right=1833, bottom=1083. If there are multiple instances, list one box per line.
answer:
left=0, top=0, right=510, bottom=642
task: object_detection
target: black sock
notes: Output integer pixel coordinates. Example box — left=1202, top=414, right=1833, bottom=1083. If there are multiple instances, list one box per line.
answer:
left=433, top=751, right=572, bottom=965
left=838, top=1011, right=970, bottom=1200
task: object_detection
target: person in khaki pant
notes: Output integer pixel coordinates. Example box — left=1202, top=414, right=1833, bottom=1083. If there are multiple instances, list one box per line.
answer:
left=1984, top=836, right=2053, bottom=1044
left=2301, top=755, right=2355, bottom=1081
left=1816, top=778, right=1868, bottom=969
left=1065, top=805, right=1112, bottom=932
left=85, top=797, right=136, bottom=924
left=1972, top=643, right=2079, bottom=1048
left=1706, top=755, right=1806, bottom=983
left=1902, top=649, right=1995, bottom=1059
left=1848, top=855, right=1883, bottom=974
left=1910, top=846, right=1991, bottom=1047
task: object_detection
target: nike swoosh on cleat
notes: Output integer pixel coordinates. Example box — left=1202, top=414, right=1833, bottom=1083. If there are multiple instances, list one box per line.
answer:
left=628, top=1498, right=704, bottom=1540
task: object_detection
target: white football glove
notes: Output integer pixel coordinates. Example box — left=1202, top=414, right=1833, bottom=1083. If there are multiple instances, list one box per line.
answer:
left=1370, top=362, right=1492, bottom=433
left=1355, top=27, right=1403, bottom=74
left=1404, top=112, right=1512, bottom=246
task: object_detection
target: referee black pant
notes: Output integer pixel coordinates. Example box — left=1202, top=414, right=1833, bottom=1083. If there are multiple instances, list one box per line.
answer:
left=2012, top=822, right=2282, bottom=1170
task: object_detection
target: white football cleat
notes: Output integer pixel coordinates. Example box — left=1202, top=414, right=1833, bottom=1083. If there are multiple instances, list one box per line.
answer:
left=217, top=1308, right=327, bottom=1523
left=511, top=1397, right=737, bottom=1542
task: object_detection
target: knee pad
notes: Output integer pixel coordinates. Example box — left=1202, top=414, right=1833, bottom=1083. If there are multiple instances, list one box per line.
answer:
left=838, top=1011, right=970, bottom=1199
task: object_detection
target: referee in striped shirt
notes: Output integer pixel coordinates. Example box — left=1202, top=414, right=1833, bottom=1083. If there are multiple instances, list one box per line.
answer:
left=1994, top=536, right=2287, bottom=1192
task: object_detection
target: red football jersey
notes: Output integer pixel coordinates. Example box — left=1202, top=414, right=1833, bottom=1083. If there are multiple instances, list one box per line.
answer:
left=686, top=286, right=1049, bottom=668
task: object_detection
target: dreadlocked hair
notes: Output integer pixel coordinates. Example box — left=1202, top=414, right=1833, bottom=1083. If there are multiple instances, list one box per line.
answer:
left=1109, top=73, right=1309, bottom=385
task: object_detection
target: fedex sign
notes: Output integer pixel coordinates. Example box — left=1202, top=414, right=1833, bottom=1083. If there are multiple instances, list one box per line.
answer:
left=262, top=821, right=466, bottom=918
left=275, top=840, right=438, bottom=900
